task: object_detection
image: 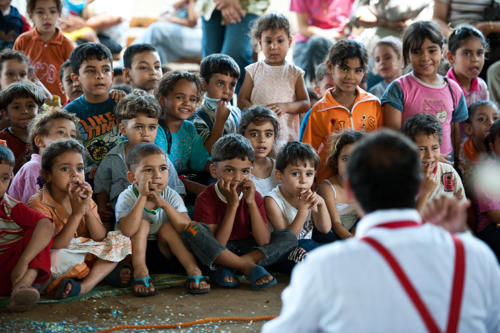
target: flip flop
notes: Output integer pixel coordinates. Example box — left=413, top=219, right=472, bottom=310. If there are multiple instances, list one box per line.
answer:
left=55, top=278, right=81, bottom=299
left=250, top=265, right=277, bottom=291
left=103, top=262, right=133, bottom=288
left=212, top=268, right=240, bottom=288
left=185, top=275, right=210, bottom=294
left=8, top=286, right=40, bottom=312
left=133, top=276, right=157, bottom=297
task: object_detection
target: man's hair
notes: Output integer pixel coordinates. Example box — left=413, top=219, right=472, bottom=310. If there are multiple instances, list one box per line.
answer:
left=199, top=54, right=240, bottom=83
left=70, top=43, right=113, bottom=74
left=123, top=44, right=158, bottom=69
left=0, top=145, right=15, bottom=168
left=0, top=80, right=46, bottom=110
left=327, top=39, right=368, bottom=70
left=276, top=142, right=319, bottom=172
left=126, top=142, right=166, bottom=171
left=347, top=130, right=422, bottom=213
left=0, top=49, right=29, bottom=73
left=401, top=114, right=443, bottom=145
left=467, top=100, right=499, bottom=123
left=238, top=105, right=279, bottom=138
left=29, top=109, right=79, bottom=154
left=115, top=89, right=162, bottom=122
left=211, top=134, right=255, bottom=163
left=27, top=0, right=62, bottom=15
left=59, top=59, right=72, bottom=82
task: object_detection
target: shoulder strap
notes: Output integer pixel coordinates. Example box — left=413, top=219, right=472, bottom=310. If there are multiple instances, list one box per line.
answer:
left=196, top=110, right=214, bottom=132
left=443, top=77, right=456, bottom=111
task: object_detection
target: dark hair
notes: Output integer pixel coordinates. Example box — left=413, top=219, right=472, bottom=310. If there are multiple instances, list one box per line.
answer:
left=307, top=87, right=319, bottom=102
left=115, top=89, right=162, bottom=122
left=251, top=12, right=291, bottom=42
left=126, top=142, right=166, bottom=171
left=238, top=105, right=279, bottom=138
left=374, top=36, right=403, bottom=59
left=27, top=0, right=62, bottom=15
left=314, top=62, right=331, bottom=84
left=327, top=39, right=368, bottom=70
left=402, top=113, right=443, bottom=145
left=448, top=25, right=488, bottom=55
left=0, top=145, right=15, bottom=168
left=211, top=134, right=255, bottom=163
left=485, top=119, right=500, bottom=155
left=0, top=80, right=46, bottom=110
left=111, top=84, right=133, bottom=95
left=326, top=130, right=364, bottom=175
left=41, top=139, right=84, bottom=178
left=70, top=43, right=113, bottom=74
left=467, top=100, right=499, bottom=123
left=0, top=49, right=29, bottom=73
left=59, top=59, right=72, bottom=82
left=276, top=142, right=319, bottom=172
left=162, top=65, right=172, bottom=75
left=200, top=54, right=240, bottom=83
left=402, top=21, right=444, bottom=68
left=29, top=109, right=79, bottom=153
left=123, top=43, right=158, bottom=69
left=347, top=130, right=422, bottom=212
left=157, top=71, right=202, bottom=101
left=114, top=67, right=123, bottom=76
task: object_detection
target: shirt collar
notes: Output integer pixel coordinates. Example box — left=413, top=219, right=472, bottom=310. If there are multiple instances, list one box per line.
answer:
left=447, top=68, right=480, bottom=93
left=355, top=208, right=421, bottom=238
left=214, top=181, right=243, bottom=204
left=33, top=27, right=64, bottom=45
left=203, top=93, right=220, bottom=110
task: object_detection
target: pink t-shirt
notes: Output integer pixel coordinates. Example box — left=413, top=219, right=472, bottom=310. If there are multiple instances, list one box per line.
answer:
left=446, top=68, right=489, bottom=106
left=8, top=153, right=41, bottom=203
left=290, top=0, right=354, bottom=43
left=381, top=73, right=468, bottom=155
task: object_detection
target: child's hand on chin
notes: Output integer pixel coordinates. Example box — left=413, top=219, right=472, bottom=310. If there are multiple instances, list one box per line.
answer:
left=241, top=180, right=256, bottom=204
left=137, top=175, right=153, bottom=197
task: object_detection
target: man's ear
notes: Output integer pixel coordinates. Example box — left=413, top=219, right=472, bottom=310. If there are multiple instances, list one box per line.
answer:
left=126, top=171, right=135, bottom=184
left=209, top=163, right=217, bottom=179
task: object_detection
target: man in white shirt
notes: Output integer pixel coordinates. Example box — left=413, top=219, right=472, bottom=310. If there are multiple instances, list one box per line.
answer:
left=263, top=130, right=500, bottom=333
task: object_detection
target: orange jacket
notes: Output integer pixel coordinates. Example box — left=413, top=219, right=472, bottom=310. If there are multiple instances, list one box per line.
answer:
left=302, top=87, right=382, bottom=182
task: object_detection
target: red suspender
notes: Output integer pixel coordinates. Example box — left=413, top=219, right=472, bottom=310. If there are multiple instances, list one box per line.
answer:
left=361, top=235, right=466, bottom=333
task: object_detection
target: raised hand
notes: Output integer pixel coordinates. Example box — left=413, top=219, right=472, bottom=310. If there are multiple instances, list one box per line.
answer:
left=241, top=179, right=256, bottom=204
left=219, top=179, right=240, bottom=206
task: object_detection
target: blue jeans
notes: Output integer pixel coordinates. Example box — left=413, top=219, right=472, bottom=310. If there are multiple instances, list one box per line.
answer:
left=202, top=11, right=258, bottom=93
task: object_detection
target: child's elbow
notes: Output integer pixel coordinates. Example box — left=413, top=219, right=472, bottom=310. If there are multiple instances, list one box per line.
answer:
left=40, top=218, right=55, bottom=233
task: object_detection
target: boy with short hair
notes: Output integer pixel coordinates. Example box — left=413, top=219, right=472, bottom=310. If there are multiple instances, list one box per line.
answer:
left=193, top=54, right=242, bottom=152
left=59, top=60, right=83, bottom=106
left=188, top=134, right=297, bottom=289
left=122, top=44, right=162, bottom=94
left=402, top=113, right=466, bottom=211
left=115, top=143, right=209, bottom=296
left=0, top=145, right=54, bottom=312
left=302, top=40, right=382, bottom=183
left=95, top=90, right=185, bottom=226
left=65, top=42, right=122, bottom=181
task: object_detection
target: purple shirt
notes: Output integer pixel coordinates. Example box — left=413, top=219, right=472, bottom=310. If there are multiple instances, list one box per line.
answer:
left=8, top=153, right=41, bottom=203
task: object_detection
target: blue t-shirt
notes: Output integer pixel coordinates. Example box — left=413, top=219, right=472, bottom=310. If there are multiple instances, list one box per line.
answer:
left=155, top=121, right=210, bottom=173
left=65, top=95, right=120, bottom=179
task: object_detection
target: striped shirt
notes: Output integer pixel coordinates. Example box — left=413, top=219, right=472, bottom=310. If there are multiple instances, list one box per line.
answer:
left=438, top=0, right=491, bottom=26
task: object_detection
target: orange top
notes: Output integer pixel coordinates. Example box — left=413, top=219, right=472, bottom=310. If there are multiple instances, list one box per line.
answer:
left=462, top=138, right=479, bottom=162
left=13, top=28, right=74, bottom=105
left=302, top=87, right=383, bottom=182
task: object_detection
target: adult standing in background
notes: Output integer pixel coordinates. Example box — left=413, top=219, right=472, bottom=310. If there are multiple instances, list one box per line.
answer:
left=196, top=0, right=269, bottom=93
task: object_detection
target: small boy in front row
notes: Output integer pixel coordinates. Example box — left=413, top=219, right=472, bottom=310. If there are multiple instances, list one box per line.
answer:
left=95, top=90, right=185, bottom=227
left=122, top=43, right=162, bottom=95
left=188, top=134, right=297, bottom=289
left=115, top=143, right=209, bottom=296
left=401, top=113, right=466, bottom=212
left=0, top=145, right=54, bottom=312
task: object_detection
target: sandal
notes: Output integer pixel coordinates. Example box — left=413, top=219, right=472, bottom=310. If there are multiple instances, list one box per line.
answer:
left=104, top=262, right=133, bottom=288
left=186, top=275, right=210, bottom=294
left=55, top=278, right=81, bottom=299
left=250, top=266, right=277, bottom=291
left=8, top=286, right=40, bottom=312
left=212, top=267, right=240, bottom=288
left=133, top=276, right=157, bottom=297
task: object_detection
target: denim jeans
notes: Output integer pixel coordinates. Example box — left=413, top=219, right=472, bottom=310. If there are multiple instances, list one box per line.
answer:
left=201, top=10, right=258, bottom=93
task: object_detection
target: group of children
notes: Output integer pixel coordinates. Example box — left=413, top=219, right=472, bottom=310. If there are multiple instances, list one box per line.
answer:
left=0, top=0, right=499, bottom=313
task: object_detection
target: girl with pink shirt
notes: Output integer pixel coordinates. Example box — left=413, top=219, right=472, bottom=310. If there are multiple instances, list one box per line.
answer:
left=238, top=13, right=310, bottom=145
left=381, top=21, right=468, bottom=160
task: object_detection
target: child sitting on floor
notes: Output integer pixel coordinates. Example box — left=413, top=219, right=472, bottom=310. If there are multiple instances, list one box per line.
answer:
left=0, top=80, right=46, bottom=172
left=402, top=113, right=466, bottom=212
left=239, top=105, right=279, bottom=196
left=317, top=130, right=363, bottom=240
left=265, top=142, right=330, bottom=271
left=28, top=139, right=132, bottom=300
left=115, top=143, right=210, bottom=296
left=190, top=134, right=297, bottom=289
left=0, top=145, right=54, bottom=312
left=9, top=109, right=78, bottom=203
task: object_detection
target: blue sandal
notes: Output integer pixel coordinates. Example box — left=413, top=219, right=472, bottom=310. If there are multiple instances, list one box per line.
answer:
left=55, top=278, right=81, bottom=299
left=186, top=275, right=210, bottom=294
left=212, top=268, right=240, bottom=288
left=250, top=266, right=277, bottom=291
left=133, top=276, right=157, bottom=297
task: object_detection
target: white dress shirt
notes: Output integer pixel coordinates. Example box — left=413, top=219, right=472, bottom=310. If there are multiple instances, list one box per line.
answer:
left=262, top=209, right=500, bottom=333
